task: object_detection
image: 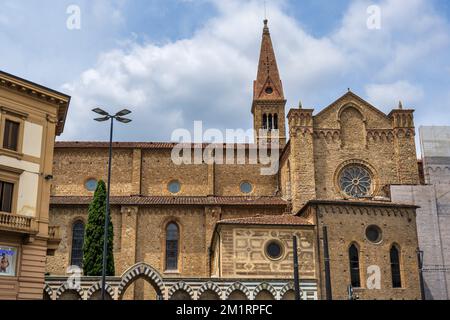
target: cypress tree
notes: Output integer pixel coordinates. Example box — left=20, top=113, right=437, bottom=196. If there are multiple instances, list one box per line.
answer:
left=83, top=180, right=115, bottom=276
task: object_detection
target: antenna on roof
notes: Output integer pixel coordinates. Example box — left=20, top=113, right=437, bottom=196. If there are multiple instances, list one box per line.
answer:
left=264, top=0, right=267, bottom=20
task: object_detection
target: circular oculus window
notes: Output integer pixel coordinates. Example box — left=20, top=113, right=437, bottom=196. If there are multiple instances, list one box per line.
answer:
left=85, top=178, right=98, bottom=192
left=265, top=87, right=274, bottom=94
left=339, top=165, right=372, bottom=198
left=265, top=240, right=284, bottom=260
left=168, top=180, right=181, bottom=194
left=240, top=182, right=253, bottom=194
left=365, top=225, right=383, bottom=243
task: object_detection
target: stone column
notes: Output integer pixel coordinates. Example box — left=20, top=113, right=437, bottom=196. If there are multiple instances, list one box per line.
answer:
left=119, top=206, right=138, bottom=273
left=204, top=206, right=221, bottom=276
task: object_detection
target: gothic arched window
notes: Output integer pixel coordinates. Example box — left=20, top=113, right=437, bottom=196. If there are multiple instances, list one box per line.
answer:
left=262, top=114, right=268, bottom=130
left=70, top=220, right=85, bottom=267
left=390, top=245, right=402, bottom=288
left=349, top=244, right=361, bottom=288
left=166, top=223, right=179, bottom=271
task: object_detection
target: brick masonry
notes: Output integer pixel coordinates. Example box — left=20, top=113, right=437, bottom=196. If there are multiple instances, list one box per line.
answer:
left=45, top=21, right=423, bottom=300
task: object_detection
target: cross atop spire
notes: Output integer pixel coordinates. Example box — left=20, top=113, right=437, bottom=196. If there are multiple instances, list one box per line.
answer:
left=253, top=19, right=284, bottom=101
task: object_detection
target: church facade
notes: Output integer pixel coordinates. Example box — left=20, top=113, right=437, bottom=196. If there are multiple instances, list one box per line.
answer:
left=44, top=21, right=423, bottom=300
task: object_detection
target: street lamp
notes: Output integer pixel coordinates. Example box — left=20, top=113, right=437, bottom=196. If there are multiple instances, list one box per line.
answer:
left=92, top=107, right=132, bottom=300
left=417, top=248, right=425, bottom=300
left=292, top=235, right=301, bottom=301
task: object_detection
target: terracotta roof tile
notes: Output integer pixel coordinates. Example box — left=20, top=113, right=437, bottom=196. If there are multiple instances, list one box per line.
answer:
left=218, top=215, right=313, bottom=226
left=50, top=196, right=288, bottom=206
left=54, top=141, right=283, bottom=150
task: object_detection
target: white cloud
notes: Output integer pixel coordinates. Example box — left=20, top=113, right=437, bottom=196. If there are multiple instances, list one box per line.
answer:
left=58, top=0, right=450, bottom=141
left=365, top=81, right=424, bottom=110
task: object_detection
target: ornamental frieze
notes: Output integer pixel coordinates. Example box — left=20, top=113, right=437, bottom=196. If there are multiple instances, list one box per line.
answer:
left=232, top=228, right=316, bottom=279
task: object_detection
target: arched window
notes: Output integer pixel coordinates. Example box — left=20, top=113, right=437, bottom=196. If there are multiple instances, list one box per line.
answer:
left=268, top=114, right=273, bottom=130
left=70, top=220, right=85, bottom=267
left=349, top=244, right=361, bottom=288
left=166, top=223, right=179, bottom=271
left=274, top=114, right=278, bottom=130
left=262, top=114, right=268, bottom=130
left=390, top=245, right=402, bottom=288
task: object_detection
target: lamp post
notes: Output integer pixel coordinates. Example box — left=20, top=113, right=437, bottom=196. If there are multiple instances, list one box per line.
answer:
left=92, top=108, right=132, bottom=300
left=417, top=248, right=425, bottom=300
left=293, top=235, right=301, bottom=300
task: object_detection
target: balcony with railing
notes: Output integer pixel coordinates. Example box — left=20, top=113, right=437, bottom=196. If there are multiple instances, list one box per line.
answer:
left=0, top=211, right=37, bottom=234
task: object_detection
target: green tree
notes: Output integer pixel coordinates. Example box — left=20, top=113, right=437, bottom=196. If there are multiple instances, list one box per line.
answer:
left=83, top=180, right=115, bottom=276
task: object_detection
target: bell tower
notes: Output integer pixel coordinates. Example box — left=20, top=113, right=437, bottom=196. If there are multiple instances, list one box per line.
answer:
left=252, top=19, right=287, bottom=147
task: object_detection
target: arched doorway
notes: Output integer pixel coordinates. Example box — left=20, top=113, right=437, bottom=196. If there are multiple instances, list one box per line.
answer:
left=117, top=263, right=164, bottom=300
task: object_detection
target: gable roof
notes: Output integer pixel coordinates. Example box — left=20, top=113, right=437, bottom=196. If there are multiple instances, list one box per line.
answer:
left=314, top=91, right=390, bottom=120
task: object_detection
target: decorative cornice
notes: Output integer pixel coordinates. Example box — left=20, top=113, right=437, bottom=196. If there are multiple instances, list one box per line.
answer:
left=289, top=127, right=314, bottom=138
left=366, top=129, right=394, bottom=142
left=297, top=199, right=418, bottom=218
left=393, top=127, right=416, bottom=137
left=0, top=70, right=70, bottom=136
left=313, top=129, right=340, bottom=141
left=0, top=77, right=68, bottom=107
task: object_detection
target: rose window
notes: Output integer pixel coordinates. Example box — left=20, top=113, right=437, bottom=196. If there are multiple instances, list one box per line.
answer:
left=339, top=165, right=372, bottom=197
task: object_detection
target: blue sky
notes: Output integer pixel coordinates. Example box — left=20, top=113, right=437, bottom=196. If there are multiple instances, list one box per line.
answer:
left=0, top=0, right=449, bottom=146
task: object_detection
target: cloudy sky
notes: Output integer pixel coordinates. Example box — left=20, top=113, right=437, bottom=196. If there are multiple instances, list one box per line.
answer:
left=0, top=0, right=449, bottom=144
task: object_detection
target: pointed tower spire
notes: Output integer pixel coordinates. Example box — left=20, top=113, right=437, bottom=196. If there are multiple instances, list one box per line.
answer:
left=251, top=20, right=287, bottom=147
left=253, top=19, right=284, bottom=101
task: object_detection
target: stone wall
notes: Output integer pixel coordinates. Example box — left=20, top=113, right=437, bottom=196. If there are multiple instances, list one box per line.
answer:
left=47, top=203, right=286, bottom=295
left=52, top=148, right=134, bottom=196
left=286, top=93, right=420, bottom=213
left=310, top=202, right=421, bottom=300
left=53, top=146, right=280, bottom=198
left=46, top=205, right=123, bottom=276
left=217, top=225, right=316, bottom=279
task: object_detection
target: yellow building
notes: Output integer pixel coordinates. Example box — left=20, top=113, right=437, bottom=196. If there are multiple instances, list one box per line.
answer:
left=0, top=71, right=69, bottom=299
left=43, top=20, right=423, bottom=300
